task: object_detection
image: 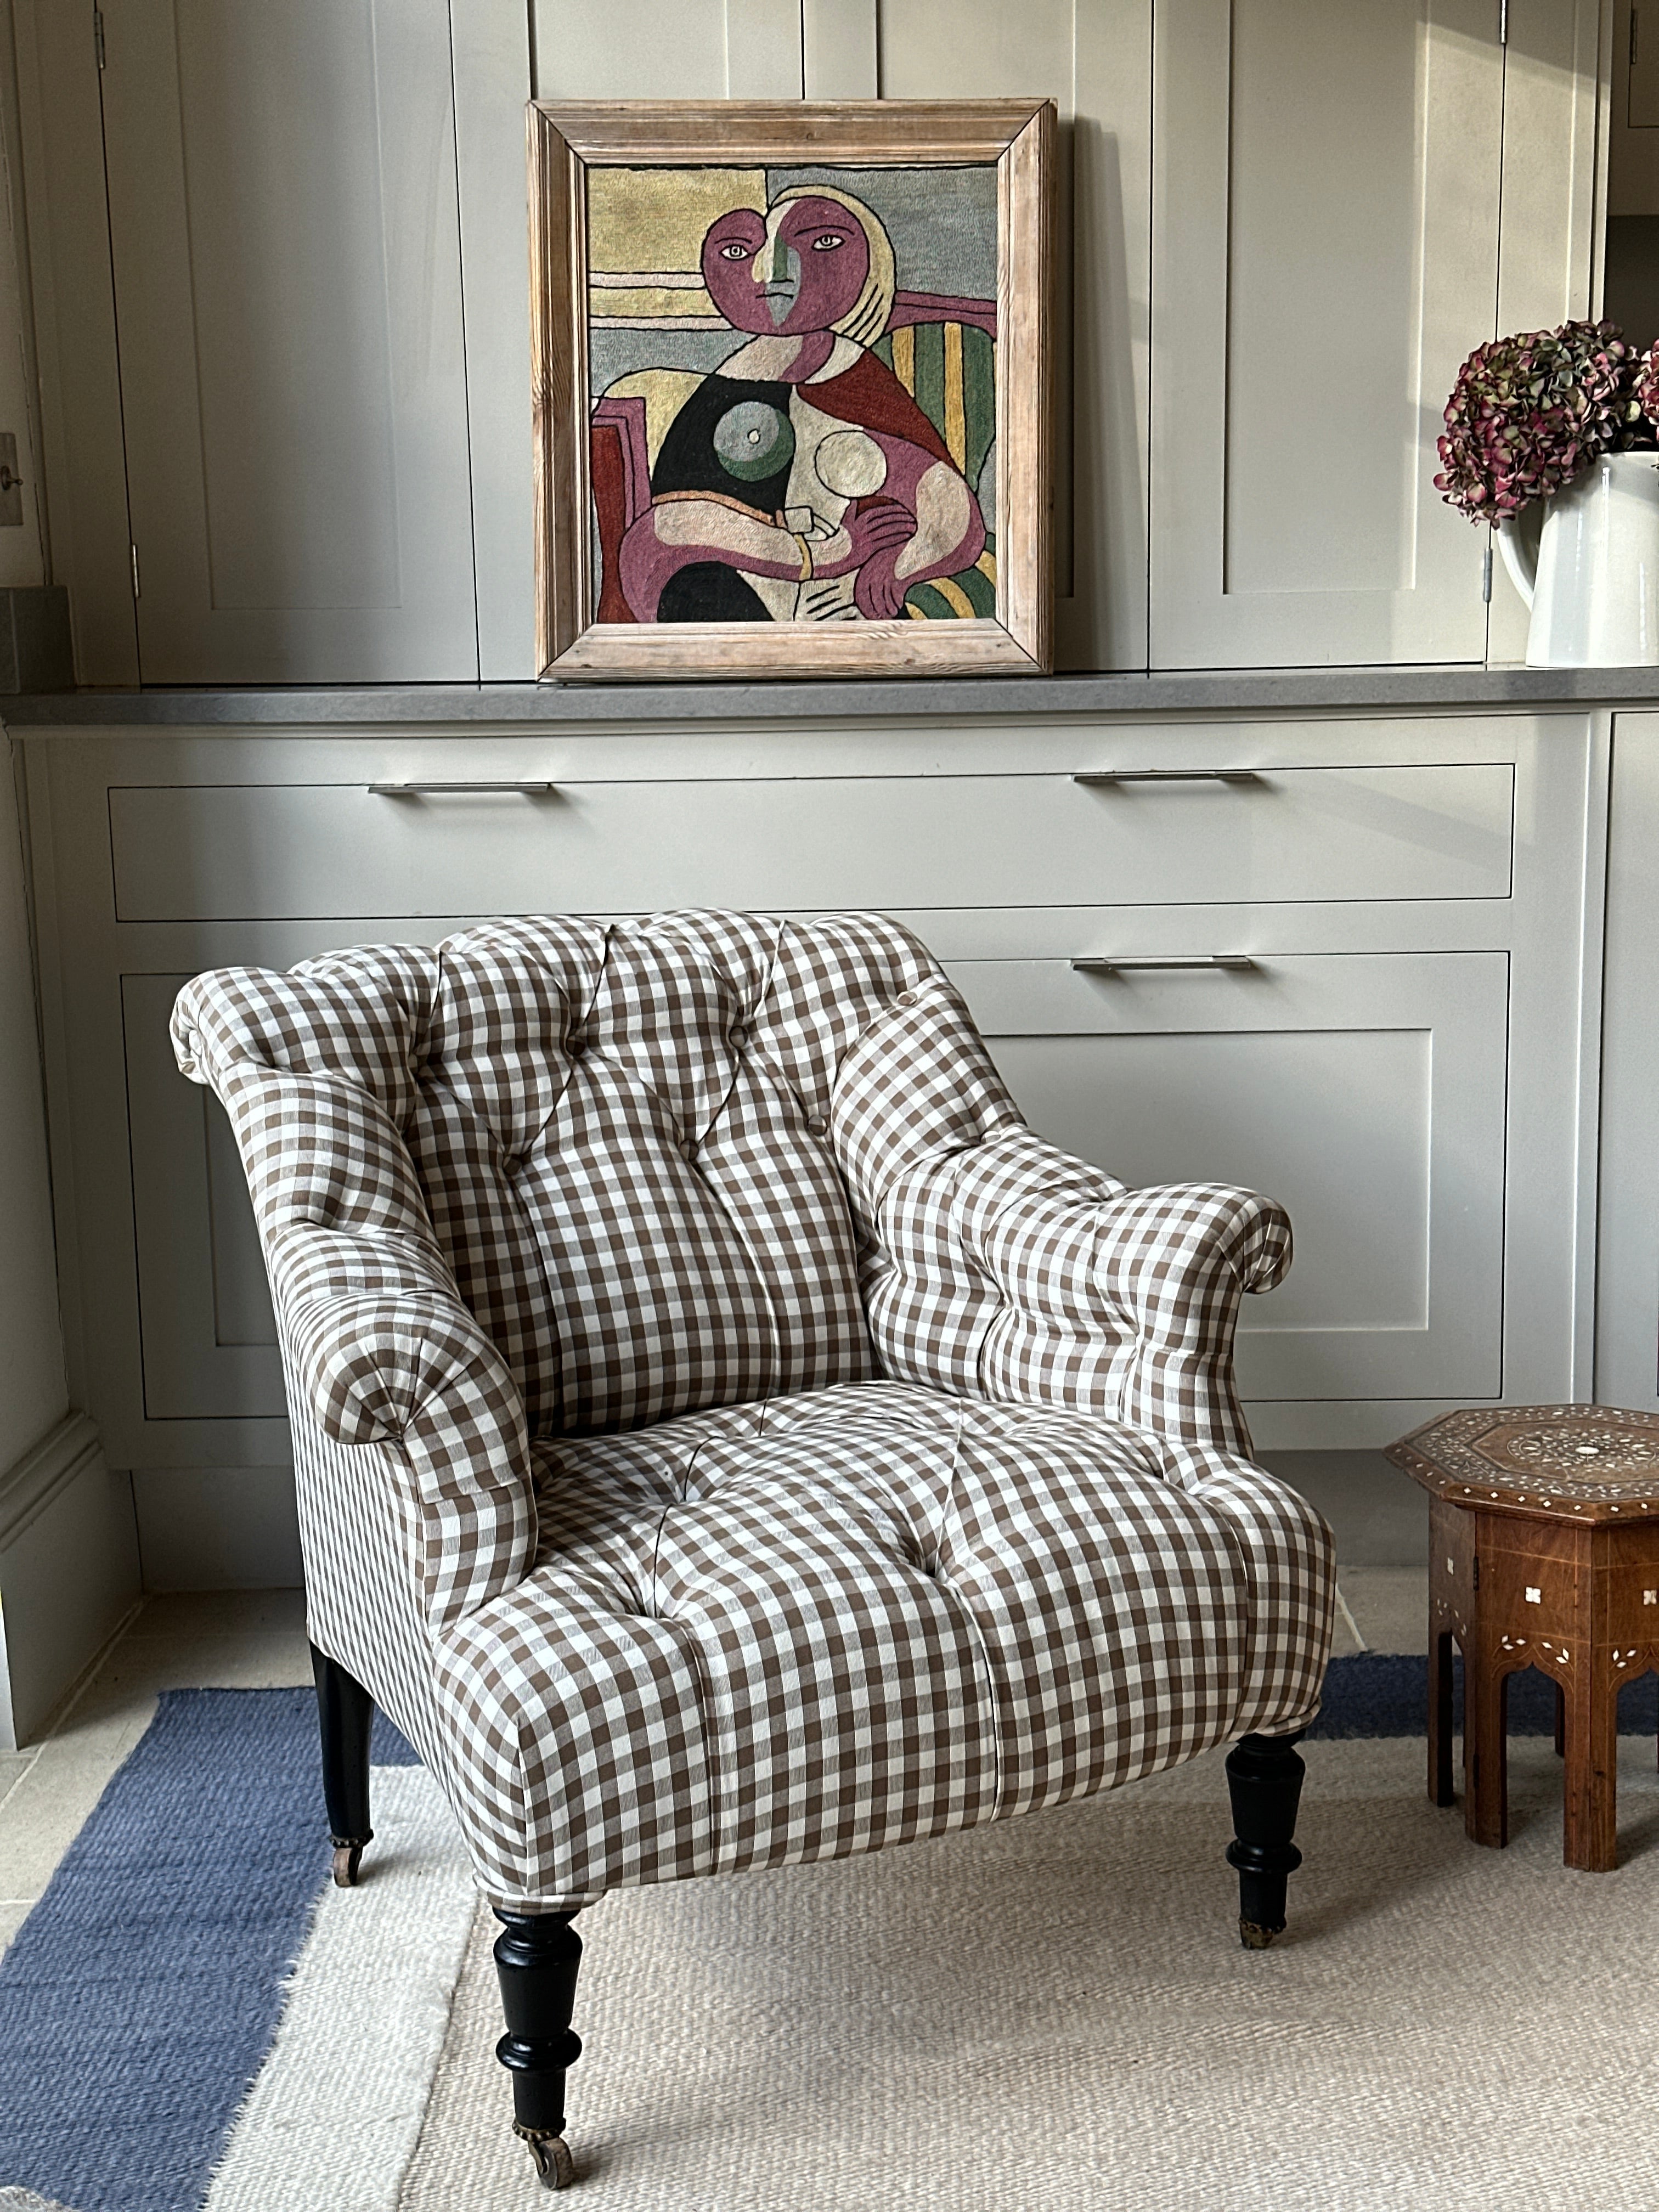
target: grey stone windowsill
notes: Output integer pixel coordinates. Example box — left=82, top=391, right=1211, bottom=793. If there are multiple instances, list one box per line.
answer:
left=10, top=660, right=1659, bottom=727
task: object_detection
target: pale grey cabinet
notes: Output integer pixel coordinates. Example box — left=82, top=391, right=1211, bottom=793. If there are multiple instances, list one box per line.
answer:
left=95, top=0, right=482, bottom=684
left=1149, top=0, right=1601, bottom=672
left=1151, top=0, right=1499, bottom=669
left=22, top=710, right=1600, bottom=1487
left=18, top=0, right=1606, bottom=682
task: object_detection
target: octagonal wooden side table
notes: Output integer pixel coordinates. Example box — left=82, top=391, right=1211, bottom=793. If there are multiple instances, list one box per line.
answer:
left=1385, top=1403, right=1659, bottom=1872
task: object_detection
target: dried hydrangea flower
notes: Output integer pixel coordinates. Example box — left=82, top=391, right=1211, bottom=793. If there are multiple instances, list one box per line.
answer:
left=1435, top=319, right=1645, bottom=527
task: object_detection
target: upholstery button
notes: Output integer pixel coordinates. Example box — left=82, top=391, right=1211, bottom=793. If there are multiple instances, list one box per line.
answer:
left=895, top=990, right=919, bottom=1008
left=730, top=1024, right=749, bottom=1047
left=805, top=1114, right=828, bottom=1137
left=567, top=1037, right=586, bottom=1058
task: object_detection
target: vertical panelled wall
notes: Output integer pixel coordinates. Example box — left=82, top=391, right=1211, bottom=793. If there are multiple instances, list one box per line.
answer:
left=12, top=1, right=1608, bottom=683
left=533, top=0, right=1153, bottom=672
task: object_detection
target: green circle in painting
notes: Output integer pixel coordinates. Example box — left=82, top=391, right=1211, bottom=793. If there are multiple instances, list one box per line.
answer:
left=714, top=400, right=795, bottom=482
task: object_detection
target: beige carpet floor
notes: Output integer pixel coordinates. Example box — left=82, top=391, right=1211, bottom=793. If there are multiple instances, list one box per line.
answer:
left=400, top=1736, right=1659, bottom=2212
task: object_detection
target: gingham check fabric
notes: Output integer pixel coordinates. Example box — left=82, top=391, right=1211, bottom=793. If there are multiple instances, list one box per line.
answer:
left=173, top=912, right=1333, bottom=1909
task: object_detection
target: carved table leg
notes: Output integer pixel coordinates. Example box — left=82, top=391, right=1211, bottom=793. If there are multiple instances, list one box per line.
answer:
left=1562, top=1657, right=1618, bottom=1872
left=1428, top=1628, right=1456, bottom=1808
left=1224, top=1731, right=1306, bottom=1950
left=1462, top=1644, right=1509, bottom=1849
left=311, top=1642, right=373, bottom=1886
left=495, top=1909, right=583, bottom=2187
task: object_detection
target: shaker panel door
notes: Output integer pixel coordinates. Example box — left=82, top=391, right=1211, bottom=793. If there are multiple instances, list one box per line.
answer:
left=1150, top=0, right=1503, bottom=668
left=953, top=952, right=1509, bottom=1405
left=122, top=974, right=284, bottom=1424
left=98, top=0, right=479, bottom=681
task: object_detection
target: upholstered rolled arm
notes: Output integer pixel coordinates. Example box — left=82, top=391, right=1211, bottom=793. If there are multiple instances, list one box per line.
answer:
left=271, top=1223, right=538, bottom=1630
left=172, top=963, right=539, bottom=1631
left=832, top=973, right=1293, bottom=1462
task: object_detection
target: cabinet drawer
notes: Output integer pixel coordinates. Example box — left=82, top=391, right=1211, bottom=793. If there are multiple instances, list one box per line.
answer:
left=955, top=950, right=1508, bottom=1405
left=109, top=762, right=1515, bottom=922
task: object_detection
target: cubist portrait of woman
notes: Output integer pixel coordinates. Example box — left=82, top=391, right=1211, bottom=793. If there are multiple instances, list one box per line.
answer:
left=588, top=165, right=1000, bottom=625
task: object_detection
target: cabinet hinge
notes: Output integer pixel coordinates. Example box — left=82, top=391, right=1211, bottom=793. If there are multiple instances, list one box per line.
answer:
left=1498, top=0, right=1508, bottom=42
left=130, top=543, right=140, bottom=600
left=93, top=5, right=105, bottom=69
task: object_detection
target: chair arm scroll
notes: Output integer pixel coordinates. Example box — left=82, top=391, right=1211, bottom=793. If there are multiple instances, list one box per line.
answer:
left=270, top=1223, right=537, bottom=1628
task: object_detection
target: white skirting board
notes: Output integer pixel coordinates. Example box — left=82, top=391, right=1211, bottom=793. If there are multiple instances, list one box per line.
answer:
left=0, top=1409, right=142, bottom=1747
left=131, top=1464, right=303, bottom=1591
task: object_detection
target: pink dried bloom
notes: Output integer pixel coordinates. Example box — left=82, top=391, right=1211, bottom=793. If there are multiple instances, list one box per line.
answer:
left=1436, top=319, right=1642, bottom=527
left=1637, top=338, right=1659, bottom=428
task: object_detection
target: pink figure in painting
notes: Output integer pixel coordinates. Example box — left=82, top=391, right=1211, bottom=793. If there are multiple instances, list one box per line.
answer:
left=606, top=188, right=987, bottom=625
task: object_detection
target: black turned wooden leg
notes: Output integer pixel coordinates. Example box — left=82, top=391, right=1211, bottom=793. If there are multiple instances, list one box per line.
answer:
left=1225, top=1730, right=1306, bottom=1950
left=310, top=1642, right=374, bottom=1887
left=495, top=1910, right=583, bottom=2188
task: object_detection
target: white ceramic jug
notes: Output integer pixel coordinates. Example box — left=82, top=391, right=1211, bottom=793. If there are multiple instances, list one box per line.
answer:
left=1497, top=449, right=1659, bottom=667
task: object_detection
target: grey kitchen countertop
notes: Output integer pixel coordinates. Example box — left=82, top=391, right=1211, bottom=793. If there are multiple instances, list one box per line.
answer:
left=9, top=661, right=1659, bottom=727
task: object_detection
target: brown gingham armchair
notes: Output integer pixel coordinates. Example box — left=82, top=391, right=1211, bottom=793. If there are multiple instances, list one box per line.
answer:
left=172, top=911, right=1334, bottom=2187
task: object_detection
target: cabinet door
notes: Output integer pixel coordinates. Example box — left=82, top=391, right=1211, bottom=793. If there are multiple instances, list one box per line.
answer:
left=98, top=0, right=478, bottom=682
left=952, top=952, right=1508, bottom=1405
left=1150, top=0, right=1503, bottom=669
left=123, top=974, right=283, bottom=1422
left=873, top=0, right=1152, bottom=672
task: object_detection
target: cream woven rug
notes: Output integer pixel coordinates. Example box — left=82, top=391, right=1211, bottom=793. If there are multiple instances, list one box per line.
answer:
left=399, top=1737, right=1659, bottom=2212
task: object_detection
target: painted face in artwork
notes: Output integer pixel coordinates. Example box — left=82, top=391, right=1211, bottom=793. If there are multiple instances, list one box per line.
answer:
left=701, top=196, right=872, bottom=336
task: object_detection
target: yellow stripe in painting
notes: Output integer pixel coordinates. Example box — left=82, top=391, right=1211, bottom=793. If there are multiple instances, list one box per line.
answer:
left=893, top=323, right=915, bottom=394
left=943, top=323, right=967, bottom=470
left=975, top=549, right=997, bottom=585
left=931, top=577, right=977, bottom=619
left=906, top=601, right=928, bottom=620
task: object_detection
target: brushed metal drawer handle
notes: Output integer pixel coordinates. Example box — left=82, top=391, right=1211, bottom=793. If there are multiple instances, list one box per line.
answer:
left=367, top=780, right=560, bottom=795
left=1073, top=769, right=1261, bottom=785
left=1072, top=955, right=1257, bottom=974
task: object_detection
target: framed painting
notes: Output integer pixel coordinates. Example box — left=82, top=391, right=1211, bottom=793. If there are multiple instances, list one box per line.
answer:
left=528, top=99, right=1055, bottom=681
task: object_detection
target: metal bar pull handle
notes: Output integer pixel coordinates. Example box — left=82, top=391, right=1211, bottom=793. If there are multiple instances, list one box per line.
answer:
left=1074, top=769, right=1261, bottom=785
left=367, top=780, right=560, bottom=795
left=1073, top=955, right=1257, bottom=974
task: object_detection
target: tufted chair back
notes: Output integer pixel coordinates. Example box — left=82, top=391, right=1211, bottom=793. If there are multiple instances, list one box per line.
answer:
left=172, top=911, right=1032, bottom=1438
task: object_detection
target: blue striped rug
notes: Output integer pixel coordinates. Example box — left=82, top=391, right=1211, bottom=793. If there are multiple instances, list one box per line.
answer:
left=0, top=1692, right=418, bottom=2212
left=1, top=1656, right=1651, bottom=2211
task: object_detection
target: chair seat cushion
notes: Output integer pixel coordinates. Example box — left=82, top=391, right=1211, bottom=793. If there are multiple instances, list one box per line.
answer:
left=433, top=1382, right=1331, bottom=1906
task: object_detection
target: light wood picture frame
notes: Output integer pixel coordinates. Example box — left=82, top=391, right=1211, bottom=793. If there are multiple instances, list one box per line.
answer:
left=528, top=99, right=1055, bottom=681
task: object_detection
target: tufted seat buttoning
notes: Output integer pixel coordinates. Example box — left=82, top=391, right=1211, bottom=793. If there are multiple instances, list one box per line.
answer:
left=894, top=990, right=920, bottom=1008
left=805, top=1113, right=829, bottom=1137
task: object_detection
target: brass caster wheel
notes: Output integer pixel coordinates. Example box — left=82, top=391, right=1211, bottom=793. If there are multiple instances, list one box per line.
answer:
left=331, top=1840, right=365, bottom=1888
left=1238, top=1918, right=1282, bottom=1951
left=514, top=2123, right=575, bottom=2188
